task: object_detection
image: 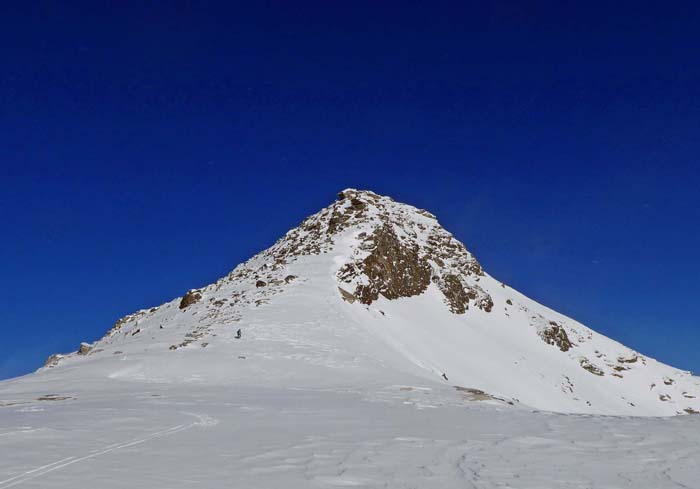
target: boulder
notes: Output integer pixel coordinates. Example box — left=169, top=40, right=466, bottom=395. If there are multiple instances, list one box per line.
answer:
left=179, top=290, right=202, bottom=309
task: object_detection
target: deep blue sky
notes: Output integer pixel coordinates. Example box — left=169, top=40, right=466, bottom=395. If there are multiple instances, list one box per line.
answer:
left=1, top=1, right=699, bottom=380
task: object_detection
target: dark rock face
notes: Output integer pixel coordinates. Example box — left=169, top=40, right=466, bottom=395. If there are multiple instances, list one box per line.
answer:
left=179, top=290, right=202, bottom=309
left=475, top=293, right=494, bottom=313
left=435, top=274, right=493, bottom=314
left=424, top=230, right=483, bottom=277
left=332, top=190, right=492, bottom=313
left=438, top=274, right=471, bottom=314
left=77, top=342, right=92, bottom=355
left=273, top=190, right=489, bottom=315
left=255, top=280, right=267, bottom=288
left=540, top=322, right=573, bottom=352
left=350, top=197, right=365, bottom=210
left=327, top=196, right=368, bottom=235
left=339, top=225, right=432, bottom=305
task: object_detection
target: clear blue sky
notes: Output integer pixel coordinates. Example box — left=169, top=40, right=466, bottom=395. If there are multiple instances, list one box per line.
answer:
left=1, top=1, right=699, bottom=380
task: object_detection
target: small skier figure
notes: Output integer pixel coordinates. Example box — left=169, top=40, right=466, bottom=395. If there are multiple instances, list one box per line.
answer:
left=235, top=328, right=242, bottom=339
left=441, top=373, right=449, bottom=381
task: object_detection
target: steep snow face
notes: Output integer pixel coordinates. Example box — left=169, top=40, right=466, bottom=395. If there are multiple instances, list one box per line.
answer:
left=39, top=189, right=700, bottom=416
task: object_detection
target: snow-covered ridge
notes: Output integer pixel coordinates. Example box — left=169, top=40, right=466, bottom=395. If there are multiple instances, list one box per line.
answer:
left=40, top=189, right=700, bottom=416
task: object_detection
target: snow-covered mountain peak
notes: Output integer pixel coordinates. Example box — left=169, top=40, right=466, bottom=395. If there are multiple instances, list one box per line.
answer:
left=39, top=189, right=700, bottom=416
left=258, top=188, right=490, bottom=314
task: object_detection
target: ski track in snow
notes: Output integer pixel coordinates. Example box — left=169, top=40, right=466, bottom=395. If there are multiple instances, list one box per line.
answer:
left=0, top=385, right=699, bottom=488
left=0, top=412, right=215, bottom=488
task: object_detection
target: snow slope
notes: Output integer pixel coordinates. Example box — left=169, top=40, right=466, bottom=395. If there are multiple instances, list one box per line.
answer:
left=2, top=188, right=700, bottom=488
left=32, top=188, right=700, bottom=416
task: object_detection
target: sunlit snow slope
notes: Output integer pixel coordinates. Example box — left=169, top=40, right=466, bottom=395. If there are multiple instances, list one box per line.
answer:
left=38, top=189, right=700, bottom=416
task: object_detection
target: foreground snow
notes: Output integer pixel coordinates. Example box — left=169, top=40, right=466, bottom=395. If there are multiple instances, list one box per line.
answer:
left=1, top=377, right=699, bottom=488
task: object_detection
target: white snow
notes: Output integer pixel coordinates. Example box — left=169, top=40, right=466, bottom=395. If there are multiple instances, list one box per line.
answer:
left=1, top=380, right=700, bottom=488
left=1, top=188, right=699, bottom=487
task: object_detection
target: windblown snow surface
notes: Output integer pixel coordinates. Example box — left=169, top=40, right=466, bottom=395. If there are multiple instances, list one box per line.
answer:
left=1, top=189, right=699, bottom=488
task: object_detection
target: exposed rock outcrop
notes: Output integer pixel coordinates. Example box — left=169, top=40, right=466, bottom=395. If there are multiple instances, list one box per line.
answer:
left=338, top=224, right=432, bottom=304
left=437, top=274, right=471, bottom=314
left=540, top=322, right=573, bottom=352
left=179, top=290, right=202, bottom=309
left=580, top=358, right=605, bottom=376
left=332, top=190, right=491, bottom=312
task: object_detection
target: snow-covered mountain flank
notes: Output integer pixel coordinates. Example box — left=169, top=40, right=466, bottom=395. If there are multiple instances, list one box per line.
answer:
left=39, top=189, right=700, bottom=416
